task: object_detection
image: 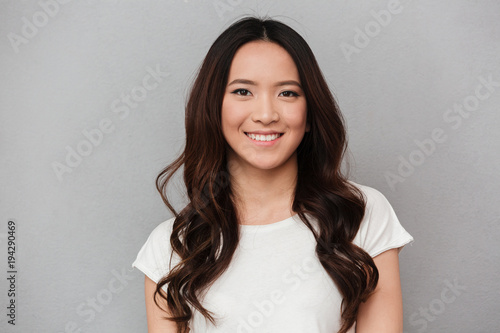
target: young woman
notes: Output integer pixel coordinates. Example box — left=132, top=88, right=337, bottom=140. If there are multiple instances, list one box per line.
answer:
left=132, top=16, right=413, bottom=333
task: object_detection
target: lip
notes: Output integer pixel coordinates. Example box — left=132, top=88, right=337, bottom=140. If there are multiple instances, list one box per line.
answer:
left=244, top=131, right=284, bottom=135
left=244, top=132, right=283, bottom=146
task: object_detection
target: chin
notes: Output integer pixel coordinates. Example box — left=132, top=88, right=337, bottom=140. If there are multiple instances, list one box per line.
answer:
left=250, top=162, right=283, bottom=171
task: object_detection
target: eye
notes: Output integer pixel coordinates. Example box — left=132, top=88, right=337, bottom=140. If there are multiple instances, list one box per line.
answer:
left=279, top=91, right=300, bottom=97
left=231, top=88, right=252, bottom=96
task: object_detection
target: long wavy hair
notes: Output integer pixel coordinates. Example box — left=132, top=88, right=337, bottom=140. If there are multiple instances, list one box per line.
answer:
left=154, top=16, right=378, bottom=333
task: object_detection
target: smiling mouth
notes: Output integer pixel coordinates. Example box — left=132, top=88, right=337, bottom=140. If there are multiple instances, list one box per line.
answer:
left=244, top=132, right=283, bottom=142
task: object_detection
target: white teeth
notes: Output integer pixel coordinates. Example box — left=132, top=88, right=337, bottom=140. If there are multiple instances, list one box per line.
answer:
left=246, top=133, right=282, bottom=141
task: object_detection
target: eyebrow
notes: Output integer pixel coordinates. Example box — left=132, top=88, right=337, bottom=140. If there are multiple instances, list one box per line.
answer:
left=227, top=79, right=302, bottom=89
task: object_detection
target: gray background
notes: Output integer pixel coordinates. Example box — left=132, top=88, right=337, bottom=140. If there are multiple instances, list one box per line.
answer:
left=1, top=0, right=499, bottom=332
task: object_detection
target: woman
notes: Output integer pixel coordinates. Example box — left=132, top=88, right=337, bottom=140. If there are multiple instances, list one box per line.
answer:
left=132, top=16, right=413, bottom=333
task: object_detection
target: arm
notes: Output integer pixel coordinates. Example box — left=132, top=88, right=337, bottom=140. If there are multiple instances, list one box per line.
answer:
left=144, top=275, right=178, bottom=333
left=356, top=248, right=404, bottom=333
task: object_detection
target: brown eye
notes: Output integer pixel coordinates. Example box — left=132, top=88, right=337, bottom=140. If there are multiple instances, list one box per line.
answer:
left=232, top=89, right=251, bottom=96
left=279, top=91, right=299, bottom=97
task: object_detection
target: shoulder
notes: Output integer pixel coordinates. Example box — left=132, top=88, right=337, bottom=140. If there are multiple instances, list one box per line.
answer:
left=147, top=216, right=176, bottom=243
left=145, top=216, right=180, bottom=258
left=132, top=216, right=179, bottom=283
left=348, top=180, right=414, bottom=257
left=347, top=180, right=392, bottom=212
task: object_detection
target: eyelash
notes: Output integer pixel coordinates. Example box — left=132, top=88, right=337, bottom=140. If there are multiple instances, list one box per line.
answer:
left=230, top=89, right=300, bottom=97
left=280, top=91, right=300, bottom=97
left=231, top=88, right=251, bottom=96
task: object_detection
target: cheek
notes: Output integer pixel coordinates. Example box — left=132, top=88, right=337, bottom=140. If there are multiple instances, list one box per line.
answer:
left=221, top=102, right=240, bottom=136
left=221, top=100, right=232, bottom=127
left=286, top=105, right=308, bottom=129
left=222, top=99, right=246, bottom=129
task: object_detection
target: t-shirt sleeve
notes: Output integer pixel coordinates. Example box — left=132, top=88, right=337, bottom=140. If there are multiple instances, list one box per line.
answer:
left=131, top=217, right=179, bottom=284
left=351, top=183, right=414, bottom=258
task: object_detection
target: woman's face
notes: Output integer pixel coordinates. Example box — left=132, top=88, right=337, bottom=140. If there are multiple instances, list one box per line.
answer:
left=221, top=40, right=309, bottom=174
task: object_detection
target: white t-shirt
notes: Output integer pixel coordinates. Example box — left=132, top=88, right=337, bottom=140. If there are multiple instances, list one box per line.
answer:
left=132, top=182, right=414, bottom=332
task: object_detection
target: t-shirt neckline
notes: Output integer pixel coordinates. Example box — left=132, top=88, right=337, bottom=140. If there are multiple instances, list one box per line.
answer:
left=238, top=213, right=300, bottom=232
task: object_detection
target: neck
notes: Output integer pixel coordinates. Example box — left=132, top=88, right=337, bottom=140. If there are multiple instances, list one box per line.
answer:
left=227, top=152, right=298, bottom=224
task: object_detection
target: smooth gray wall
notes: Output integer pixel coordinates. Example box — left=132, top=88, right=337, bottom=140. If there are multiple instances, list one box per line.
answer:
left=1, top=0, right=499, bottom=332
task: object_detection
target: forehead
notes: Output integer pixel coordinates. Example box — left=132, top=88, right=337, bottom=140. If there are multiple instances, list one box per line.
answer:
left=228, top=41, right=300, bottom=81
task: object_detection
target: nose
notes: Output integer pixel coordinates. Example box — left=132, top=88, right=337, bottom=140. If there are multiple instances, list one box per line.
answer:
left=251, top=93, right=279, bottom=125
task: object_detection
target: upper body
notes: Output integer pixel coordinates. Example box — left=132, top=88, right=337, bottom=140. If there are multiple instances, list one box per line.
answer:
left=132, top=181, right=414, bottom=332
